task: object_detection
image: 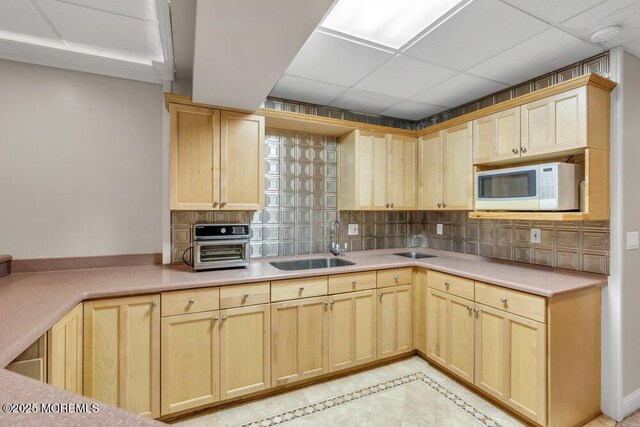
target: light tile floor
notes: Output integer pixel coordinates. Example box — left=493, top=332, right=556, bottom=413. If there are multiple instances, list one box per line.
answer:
left=172, top=357, right=527, bottom=427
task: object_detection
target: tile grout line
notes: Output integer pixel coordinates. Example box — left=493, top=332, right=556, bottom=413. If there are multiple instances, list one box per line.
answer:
left=238, top=371, right=502, bottom=427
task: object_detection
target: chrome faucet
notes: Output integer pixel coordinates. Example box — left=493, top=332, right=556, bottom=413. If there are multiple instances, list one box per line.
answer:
left=330, top=219, right=346, bottom=256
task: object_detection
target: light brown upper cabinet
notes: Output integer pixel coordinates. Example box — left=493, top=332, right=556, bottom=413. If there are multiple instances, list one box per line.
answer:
left=473, top=107, right=520, bottom=164
left=339, top=130, right=416, bottom=210
left=418, top=122, right=473, bottom=210
left=169, top=104, right=265, bottom=211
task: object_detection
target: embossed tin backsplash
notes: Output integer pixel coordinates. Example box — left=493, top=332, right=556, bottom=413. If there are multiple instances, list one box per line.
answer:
left=170, top=128, right=609, bottom=274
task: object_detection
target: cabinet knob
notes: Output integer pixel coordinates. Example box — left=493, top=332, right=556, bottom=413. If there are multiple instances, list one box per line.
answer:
left=442, top=202, right=447, bottom=208
left=329, top=301, right=335, bottom=307
left=323, top=301, right=330, bottom=306
left=299, top=287, right=305, bottom=292
left=379, top=294, right=383, bottom=301
left=500, top=297, right=508, bottom=304
left=467, top=306, right=473, bottom=312
left=437, top=203, right=442, bottom=208
left=152, top=301, right=158, bottom=308
left=243, top=293, right=250, bottom=299
left=385, top=203, right=390, bottom=208
left=213, top=316, right=219, bottom=321
left=352, top=280, right=357, bottom=286
left=188, top=299, right=195, bottom=305
left=390, top=203, right=394, bottom=208
left=213, top=202, right=219, bottom=207
left=520, top=147, right=527, bottom=153
left=394, top=275, right=399, bottom=280
left=220, top=201, right=227, bottom=207
left=221, top=316, right=228, bottom=321
left=512, top=148, right=519, bottom=154
left=473, top=308, right=481, bottom=314
left=444, top=282, right=450, bottom=289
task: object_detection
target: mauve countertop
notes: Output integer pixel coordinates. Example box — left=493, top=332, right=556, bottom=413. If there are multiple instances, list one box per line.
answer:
left=0, top=247, right=607, bottom=425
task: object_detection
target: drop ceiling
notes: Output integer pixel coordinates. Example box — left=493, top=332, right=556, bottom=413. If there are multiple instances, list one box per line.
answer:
left=0, top=0, right=173, bottom=83
left=270, top=0, right=640, bottom=120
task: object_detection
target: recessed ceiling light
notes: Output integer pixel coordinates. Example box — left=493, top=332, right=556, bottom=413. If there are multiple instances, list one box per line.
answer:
left=591, top=25, right=622, bottom=43
left=321, top=0, right=464, bottom=49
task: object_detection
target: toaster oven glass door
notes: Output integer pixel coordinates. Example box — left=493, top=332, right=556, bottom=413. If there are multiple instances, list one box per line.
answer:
left=194, top=240, right=249, bottom=269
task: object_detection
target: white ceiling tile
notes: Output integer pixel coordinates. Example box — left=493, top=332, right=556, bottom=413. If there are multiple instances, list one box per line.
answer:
left=412, top=73, right=508, bottom=107
left=58, top=0, right=157, bottom=21
left=0, top=0, right=62, bottom=43
left=381, top=100, right=447, bottom=120
left=269, top=75, right=347, bottom=105
left=468, top=28, right=603, bottom=85
left=561, top=0, right=640, bottom=48
left=285, top=31, right=394, bottom=86
left=502, top=0, right=605, bottom=23
left=404, top=0, right=549, bottom=70
left=355, top=55, right=457, bottom=99
left=37, top=0, right=163, bottom=63
left=330, top=88, right=403, bottom=114
left=623, top=35, right=640, bottom=57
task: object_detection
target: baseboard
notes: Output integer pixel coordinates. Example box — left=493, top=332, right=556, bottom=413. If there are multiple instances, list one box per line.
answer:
left=622, top=387, right=640, bottom=418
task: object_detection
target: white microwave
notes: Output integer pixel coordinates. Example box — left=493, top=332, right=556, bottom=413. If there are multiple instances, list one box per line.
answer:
left=475, top=162, right=584, bottom=211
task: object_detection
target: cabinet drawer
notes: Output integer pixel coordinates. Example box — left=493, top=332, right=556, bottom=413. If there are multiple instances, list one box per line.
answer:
left=162, top=287, right=219, bottom=317
left=475, top=282, right=546, bottom=323
left=328, top=271, right=377, bottom=294
left=377, top=268, right=413, bottom=288
left=220, top=281, right=270, bottom=308
left=427, top=270, right=474, bottom=300
left=271, top=276, right=328, bottom=302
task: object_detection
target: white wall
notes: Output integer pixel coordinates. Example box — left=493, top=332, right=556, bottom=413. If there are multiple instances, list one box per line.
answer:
left=621, top=51, right=640, bottom=413
left=0, top=59, right=164, bottom=259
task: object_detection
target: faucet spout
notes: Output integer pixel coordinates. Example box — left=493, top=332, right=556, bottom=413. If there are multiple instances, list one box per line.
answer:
left=330, top=220, right=344, bottom=256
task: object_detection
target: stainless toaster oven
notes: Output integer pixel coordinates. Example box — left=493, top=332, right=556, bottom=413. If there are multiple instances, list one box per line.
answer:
left=192, top=224, right=250, bottom=271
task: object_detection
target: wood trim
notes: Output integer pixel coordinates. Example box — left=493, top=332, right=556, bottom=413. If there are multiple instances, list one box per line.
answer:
left=164, top=75, right=615, bottom=140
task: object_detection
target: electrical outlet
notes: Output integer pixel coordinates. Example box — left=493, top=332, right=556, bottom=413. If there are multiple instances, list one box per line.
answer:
left=531, top=228, right=541, bottom=244
left=348, top=224, right=359, bottom=236
left=627, top=231, right=639, bottom=250
left=436, top=223, right=443, bottom=235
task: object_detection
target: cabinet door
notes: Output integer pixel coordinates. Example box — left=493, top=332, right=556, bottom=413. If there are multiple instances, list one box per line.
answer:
left=521, top=87, right=586, bottom=158
left=84, top=295, right=160, bottom=418
left=387, top=135, right=417, bottom=210
left=443, top=122, right=473, bottom=210
left=169, top=104, right=219, bottom=210
left=220, top=304, right=270, bottom=399
left=412, top=269, right=427, bottom=355
left=328, top=290, right=377, bottom=372
left=378, top=284, right=412, bottom=359
left=426, top=288, right=447, bottom=366
left=417, top=132, right=444, bottom=210
left=474, top=303, right=546, bottom=425
left=271, top=296, right=328, bottom=386
left=48, top=303, right=83, bottom=394
left=161, top=311, right=219, bottom=415
left=219, top=111, right=265, bottom=210
left=473, top=108, right=520, bottom=164
left=448, top=294, right=475, bottom=383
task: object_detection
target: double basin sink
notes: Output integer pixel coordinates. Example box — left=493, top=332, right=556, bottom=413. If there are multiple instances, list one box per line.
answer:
left=269, top=252, right=436, bottom=271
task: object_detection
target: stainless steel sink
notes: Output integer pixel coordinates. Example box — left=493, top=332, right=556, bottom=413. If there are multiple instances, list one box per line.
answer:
left=270, top=257, right=356, bottom=271
left=394, top=252, right=437, bottom=259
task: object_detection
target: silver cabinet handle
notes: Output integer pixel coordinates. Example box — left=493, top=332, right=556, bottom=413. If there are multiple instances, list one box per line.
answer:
left=390, top=203, right=394, bottom=208
left=299, top=286, right=305, bottom=292
left=152, top=301, right=158, bottom=308
left=213, top=316, right=219, bottom=321
left=221, top=316, right=228, bottom=321
left=473, top=308, right=481, bottom=314
left=329, top=301, right=335, bottom=307
left=520, top=147, right=527, bottom=153
left=467, top=306, right=473, bottom=312
left=500, top=297, right=508, bottom=304
left=437, top=203, right=442, bottom=208
left=379, top=294, right=383, bottom=301
left=444, top=282, right=450, bottom=289
left=323, top=301, right=330, bottom=306
left=243, top=293, right=250, bottom=299
left=512, top=148, right=519, bottom=154
left=442, top=202, right=447, bottom=208
left=188, top=299, right=195, bottom=305
left=213, top=202, right=219, bottom=207
left=385, top=203, right=390, bottom=208
left=351, top=280, right=357, bottom=286
left=394, top=275, right=399, bottom=280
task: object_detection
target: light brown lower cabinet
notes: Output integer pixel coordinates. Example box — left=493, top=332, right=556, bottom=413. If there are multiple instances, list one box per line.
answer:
left=83, top=295, right=160, bottom=418
left=271, top=296, right=329, bottom=386
left=161, top=311, right=220, bottom=416
left=378, top=284, right=412, bottom=358
left=426, top=288, right=474, bottom=383
left=48, top=303, right=83, bottom=394
left=328, top=290, right=377, bottom=372
left=474, top=303, right=546, bottom=425
left=220, top=304, right=271, bottom=399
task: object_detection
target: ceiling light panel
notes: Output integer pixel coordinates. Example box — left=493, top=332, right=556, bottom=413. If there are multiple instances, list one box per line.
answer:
left=321, top=0, right=464, bottom=49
